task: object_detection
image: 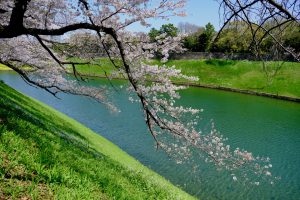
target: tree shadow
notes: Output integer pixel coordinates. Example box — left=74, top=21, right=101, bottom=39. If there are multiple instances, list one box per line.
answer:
left=0, top=82, right=86, bottom=141
left=0, top=82, right=164, bottom=199
left=205, top=59, right=237, bottom=67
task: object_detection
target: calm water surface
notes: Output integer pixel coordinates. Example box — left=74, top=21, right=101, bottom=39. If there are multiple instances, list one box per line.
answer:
left=1, top=72, right=300, bottom=200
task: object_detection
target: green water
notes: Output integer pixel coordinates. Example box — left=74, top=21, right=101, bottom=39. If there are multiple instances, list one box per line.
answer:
left=1, top=72, right=300, bottom=200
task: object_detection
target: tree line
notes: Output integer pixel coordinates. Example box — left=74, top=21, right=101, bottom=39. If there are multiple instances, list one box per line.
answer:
left=148, top=21, right=300, bottom=55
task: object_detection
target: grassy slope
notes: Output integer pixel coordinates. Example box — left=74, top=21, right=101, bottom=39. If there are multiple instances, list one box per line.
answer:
left=0, top=81, right=195, bottom=200
left=160, top=59, right=300, bottom=98
left=0, top=64, right=10, bottom=70
left=70, top=58, right=300, bottom=98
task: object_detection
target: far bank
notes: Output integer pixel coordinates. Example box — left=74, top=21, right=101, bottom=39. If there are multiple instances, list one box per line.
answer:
left=2, top=59, right=300, bottom=101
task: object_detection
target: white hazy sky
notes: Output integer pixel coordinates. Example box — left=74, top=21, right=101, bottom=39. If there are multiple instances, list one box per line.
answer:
left=127, top=0, right=221, bottom=32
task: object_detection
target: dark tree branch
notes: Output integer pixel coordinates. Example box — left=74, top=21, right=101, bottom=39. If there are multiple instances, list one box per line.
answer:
left=214, top=0, right=260, bottom=41
left=9, top=0, right=31, bottom=30
left=0, top=8, right=7, bottom=14
left=265, top=0, right=297, bottom=21
left=34, top=34, right=62, bottom=65
left=218, top=0, right=300, bottom=61
left=0, top=22, right=114, bottom=38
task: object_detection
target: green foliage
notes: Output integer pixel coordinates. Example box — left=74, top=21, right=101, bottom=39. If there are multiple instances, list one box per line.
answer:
left=182, top=35, right=198, bottom=51
left=204, top=23, right=215, bottom=39
left=197, top=23, right=215, bottom=52
left=182, top=23, right=215, bottom=52
left=198, top=33, right=210, bottom=52
left=148, top=23, right=179, bottom=58
left=148, top=23, right=178, bottom=42
left=148, top=28, right=161, bottom=42
left=211, top=21, right=300, bottom=55
left=182, top=28, right=204, bottom=51
left=160, top=24, right=178, bottom=37
left=204, top=59, right=237, bottom=66
left=212, top=21, right=252, bottom=53
left=283, top=25, right=300, bottom=52
left=0, top=82, right=195, bottom=199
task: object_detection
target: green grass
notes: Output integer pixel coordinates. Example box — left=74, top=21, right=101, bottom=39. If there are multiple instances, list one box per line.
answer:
left=154, top=59, right=300, bottom=98
left=67, top=58, right=121, bottom=77
left=0, top=81, right=195, bottom=199
left=73, top=58, right=300, bottom=98
left=0, top=64, right=10, bottom=70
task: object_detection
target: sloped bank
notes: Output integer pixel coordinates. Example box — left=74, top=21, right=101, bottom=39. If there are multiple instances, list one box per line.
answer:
left=65, top=58, right=300, bottom=103
left=0, top=81, right=195, bottom=199
left=67, top=72, right=300, bottom=103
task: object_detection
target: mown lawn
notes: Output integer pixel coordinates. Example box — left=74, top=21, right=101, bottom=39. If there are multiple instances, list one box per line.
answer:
left=0, top=81, right=195, bottom=200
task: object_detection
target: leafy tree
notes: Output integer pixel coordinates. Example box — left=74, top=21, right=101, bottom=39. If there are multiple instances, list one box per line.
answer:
left=212, top=19, right=300, bottom=56
left=160, top=23, right=179, bottom=37
left=148, top=28, right=161, bottom=42
left=182, top=27, right=205, bottom=51
left=219, top=0, right=299, bottom=61
left=148, top=23, right=178, bottom=42
left=198, top=33, right=210, bottom=51
left=182, top=34, right=200, bottom=51
left=212, top=21, right=252, bottom=53
left=198, top=22, right=215, bottom=52
left=283, top=24, right=300, bottom=53
left=204, top=23, right=215, bottom=39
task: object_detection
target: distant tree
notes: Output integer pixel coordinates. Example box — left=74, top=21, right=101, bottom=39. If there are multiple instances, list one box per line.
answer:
left=148, top=28, right=161, bottom=42
left=198, top=33, right=210, bottom=52
left=204, top=23, right=215, bottom=39
left=211, top=21, right=252, bottom=53
left=218, top=0, right=300, bottom=61
left=198, top=23, right=216, bottom=52
left=182, top=27, right=205, bottom=51
left=160, top=23, right=179, bottom=37
left=212, top=19, right=300, bottom=56
left=148, top=23, right=178, bottom=42
left=182, top=34, right=200, bottom=51
left=283, top=24, right=300, bottom=53
left=148, top=23, right=179, bottom=58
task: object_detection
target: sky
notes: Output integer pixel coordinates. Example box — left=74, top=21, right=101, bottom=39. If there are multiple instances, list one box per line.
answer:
left=127, top=0, right=221, bottom=32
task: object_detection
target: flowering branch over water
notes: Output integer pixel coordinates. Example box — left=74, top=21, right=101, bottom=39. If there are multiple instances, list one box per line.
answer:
left=0, top=0, right=276, bottom=184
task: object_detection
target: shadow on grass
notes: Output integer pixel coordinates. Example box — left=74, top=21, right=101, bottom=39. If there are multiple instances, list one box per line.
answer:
left=0, top=81, right=172, bottom=199
left=205, top=59, right=237, bottom=67
left=0, top=81, right=86, bottom=141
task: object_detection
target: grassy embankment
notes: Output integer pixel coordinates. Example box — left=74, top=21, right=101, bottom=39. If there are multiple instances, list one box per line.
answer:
left=68, top=58, right=300, bottom=98
left=0, top=81, right=195, bottom=199
left=0, top=64, right=9, bottom=70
